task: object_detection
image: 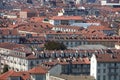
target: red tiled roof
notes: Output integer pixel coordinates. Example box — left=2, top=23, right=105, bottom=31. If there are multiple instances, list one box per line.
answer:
left=0, top=65, right=48, bottom=80
left=16, top=22, right=53, bottom=33
left=72, top=57, right=90, bottom=64
left=30, top=17, right=46, bottom=22
left=87, top=25, right=112, bottom=30
left=0, top=42, right=32, bottom=53
left=29, top=66, right=48, bottom=74
left=0, top=70, right=15, bottom=80
left=0, top=28, right=19, bottom=35
left=96, top=54, right=120, bottom=62
left=43, top=61, right=57, bottom=66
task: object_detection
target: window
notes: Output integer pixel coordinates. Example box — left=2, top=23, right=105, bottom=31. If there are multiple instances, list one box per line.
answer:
left=103, top=75, right=106, bottom=80
left=111, top=69, right=114, bottom=72
left=98, top=63, right=101, bottom=67
left=119, top=76, right=120, bottom=80
left=98, top=69, right=100, bottom=73
left=79, top=42, right=81, bottom=45
left=72, top=64, right=77, bottom=68
left=114, top=63, right=117, bottom=66
left=30, top=61, right=34, bottom=66
left=109, top=63, right=111, bottom=66
left=97, top=75, right=101, bottom=80
left=61, top=20, right=69, bottom=25
left=109, top=75, right=113, bottom=80
left=103, top=69, right=106, bottom=73
left=114, top=76, right=116, bottom=80
left=103, top=63, right=106, bottom=67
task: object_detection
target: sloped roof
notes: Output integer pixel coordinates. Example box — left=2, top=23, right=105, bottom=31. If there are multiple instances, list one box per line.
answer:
left=29, top=66, right=48, bottom=74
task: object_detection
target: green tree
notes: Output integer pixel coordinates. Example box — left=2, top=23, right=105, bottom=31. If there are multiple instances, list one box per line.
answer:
left=44, top=41, right=66, bottom=50
left=2, top=64, right=9, bottom=73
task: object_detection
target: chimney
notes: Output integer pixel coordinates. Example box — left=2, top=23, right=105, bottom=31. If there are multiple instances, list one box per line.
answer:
left=32, top=51, right=36, bottom=56
left=111, top=54, right=117, bottom=59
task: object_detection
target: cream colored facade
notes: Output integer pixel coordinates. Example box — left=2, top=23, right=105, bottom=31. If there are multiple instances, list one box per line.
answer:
left=0, top=47, right=48, bottom=72
left=19, top=11, right=27, bottom=18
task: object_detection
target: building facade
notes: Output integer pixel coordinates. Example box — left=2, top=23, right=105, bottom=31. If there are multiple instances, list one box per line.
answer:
left=49, top=16, right=84, bottom=25
left=91, top=54, right=120, bottom=80
left=0, top=28, right=20, bottom=43
left=0, top=42, right=48, bottom=72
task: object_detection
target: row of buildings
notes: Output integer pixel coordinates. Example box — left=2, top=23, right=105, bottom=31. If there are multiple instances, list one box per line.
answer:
left=0, top=42, right=120, bottom=80
left=0, top=0, right=120, bottom=80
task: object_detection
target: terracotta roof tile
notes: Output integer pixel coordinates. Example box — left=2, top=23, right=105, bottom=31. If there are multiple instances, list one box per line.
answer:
left=96, top=54, right=120, bottom=62
left=0, top=42, right=32, bottom=53
left=0, top=70, right=15, bottom=80
left=29, top=66, right=48, bottom=74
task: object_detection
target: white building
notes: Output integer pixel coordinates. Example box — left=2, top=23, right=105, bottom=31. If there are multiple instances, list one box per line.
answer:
left=0, top=42, right=49, bottom=72
left=76, top=0, right=87, bottom=4
left=3, top=14, right=17, bottom=18
left=91, top=53, right=120, bottom=80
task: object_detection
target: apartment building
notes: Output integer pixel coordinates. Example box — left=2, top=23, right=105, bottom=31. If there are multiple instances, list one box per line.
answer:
left=49, top=16, right=84, bottom=25
left=87, top=25, right=115, bottom=36
left=1, top=42, right=120, bottom=73
left=46, top=32, right=120, bottom=47
left=91, top=53, right=120, bottom=80
left=0, top=42, right=49, bottom=72
left=19, top=10, right=37, bottom=18
left=0, top=28, right=20, bottom=43
left=42, top=57, right=90, bottom=75
left=58, top=8, right=100, bottom=16
left=60, top=57, right=90, bottom=75
left=45, top=25, right=118, bottom=48
left=45, top=31, right=82, bottom=41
